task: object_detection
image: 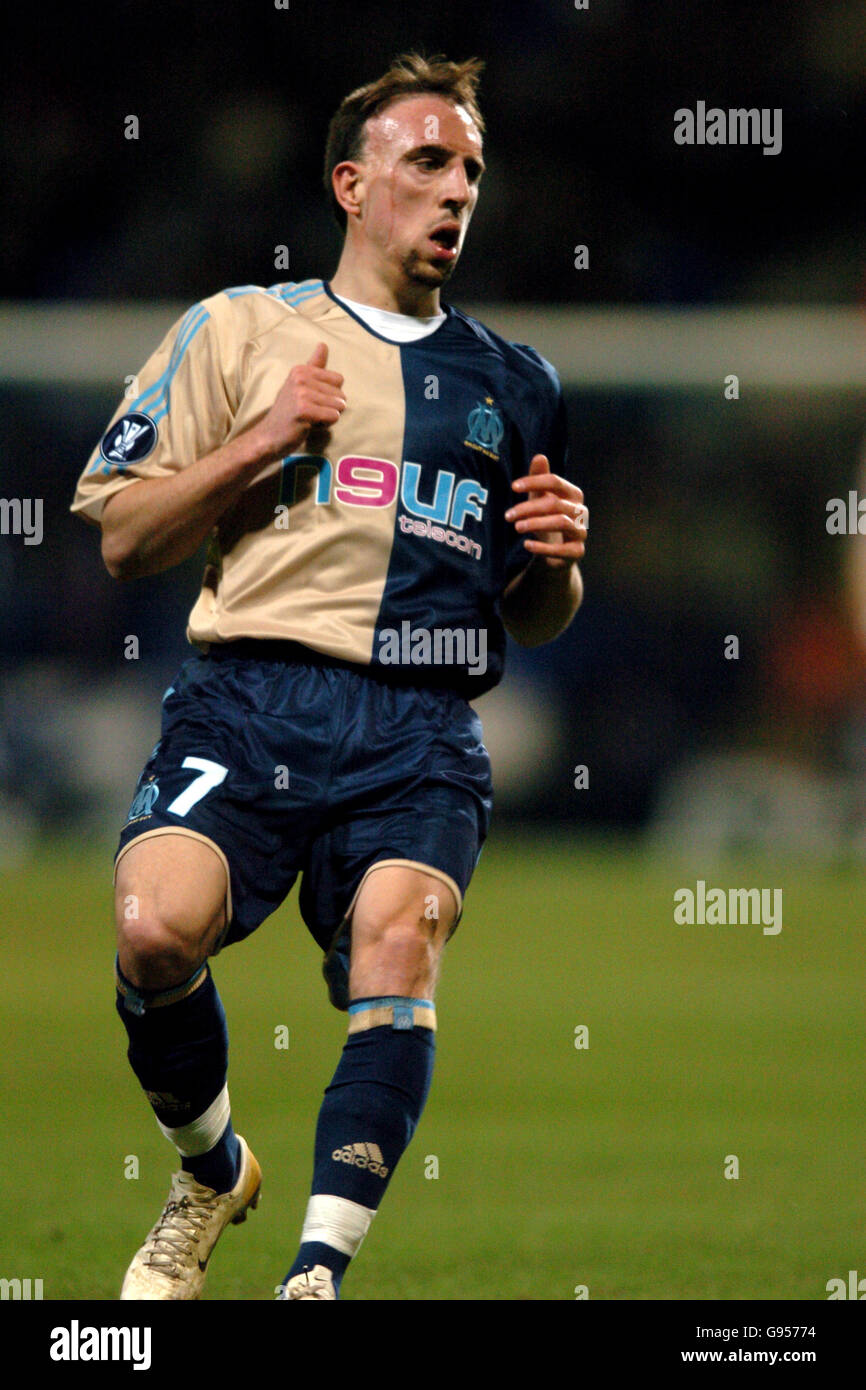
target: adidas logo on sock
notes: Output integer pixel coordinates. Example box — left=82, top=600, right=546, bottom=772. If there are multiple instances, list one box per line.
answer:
left=331, top=1142, right=389, bottom=1178
left=144, top=1089, right=189, bottom=1114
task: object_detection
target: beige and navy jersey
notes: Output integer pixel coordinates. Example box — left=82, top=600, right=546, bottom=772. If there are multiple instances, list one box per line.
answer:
left=71, top=280, right=569, bottom=695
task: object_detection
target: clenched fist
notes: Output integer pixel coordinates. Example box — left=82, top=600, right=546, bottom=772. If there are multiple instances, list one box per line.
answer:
left=255, top=343, right=347, bottom=460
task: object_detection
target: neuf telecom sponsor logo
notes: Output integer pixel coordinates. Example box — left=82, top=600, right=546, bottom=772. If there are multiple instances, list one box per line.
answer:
left=673, top=880, right=782, bottom=935
left=332, top=1141, right=389, bottom=1179
left=49, top=1321, right=152, bottom=1371
left=377, top=621, right=487, bottom=677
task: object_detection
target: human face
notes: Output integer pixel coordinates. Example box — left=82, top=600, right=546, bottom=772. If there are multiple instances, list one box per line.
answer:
left=351, top=94, right=485, bottom=290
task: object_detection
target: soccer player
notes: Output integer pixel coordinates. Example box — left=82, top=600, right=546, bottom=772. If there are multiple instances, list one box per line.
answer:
left=71, top=52, right=588, bottom=1300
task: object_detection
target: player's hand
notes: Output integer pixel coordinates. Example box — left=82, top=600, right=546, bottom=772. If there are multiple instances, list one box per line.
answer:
left=505, top=454, right=588, bottom=568
left=255, top=343, right=347, bottom=458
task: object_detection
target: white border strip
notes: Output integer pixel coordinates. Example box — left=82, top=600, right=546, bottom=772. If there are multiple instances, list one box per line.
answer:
left=1, top=302, right=865, bottom=388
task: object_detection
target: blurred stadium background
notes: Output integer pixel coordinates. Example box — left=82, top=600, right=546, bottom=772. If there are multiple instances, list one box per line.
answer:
left=1, top=1, right=865, bottom=1301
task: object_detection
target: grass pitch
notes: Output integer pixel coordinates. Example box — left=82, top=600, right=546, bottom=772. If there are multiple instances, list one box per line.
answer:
left=0, top=831, right=861, bottom=1301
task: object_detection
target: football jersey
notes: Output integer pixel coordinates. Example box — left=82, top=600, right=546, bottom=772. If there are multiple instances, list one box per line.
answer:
left=71, top=279, right=569, bottom=696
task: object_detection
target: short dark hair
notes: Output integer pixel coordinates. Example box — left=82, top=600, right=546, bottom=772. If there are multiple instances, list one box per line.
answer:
left=323, top=52, right=485, bottom=230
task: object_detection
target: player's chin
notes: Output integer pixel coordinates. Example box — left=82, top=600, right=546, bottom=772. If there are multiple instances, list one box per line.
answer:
left=405, top=250, right=458, bottom=286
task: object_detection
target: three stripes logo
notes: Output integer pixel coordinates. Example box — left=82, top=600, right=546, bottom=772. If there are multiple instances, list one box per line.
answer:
left=331, top=1142, right=389, bottom=1179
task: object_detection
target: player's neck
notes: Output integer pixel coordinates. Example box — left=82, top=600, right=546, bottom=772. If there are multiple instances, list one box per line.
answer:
left=330, top=252, right=441, bottom=319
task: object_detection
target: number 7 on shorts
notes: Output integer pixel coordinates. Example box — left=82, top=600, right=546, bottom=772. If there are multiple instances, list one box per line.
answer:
left=166, top=757, right=229, bottom=817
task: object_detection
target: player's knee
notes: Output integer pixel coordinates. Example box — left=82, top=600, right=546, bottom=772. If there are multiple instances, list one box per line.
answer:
left=368, top=918, right=438, bottom=975
left=116, top=910, right=207, bottom=991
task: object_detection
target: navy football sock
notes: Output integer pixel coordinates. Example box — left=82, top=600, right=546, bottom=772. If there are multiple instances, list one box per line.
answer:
left=181, top=1116, right=241, bottom=1193
left=284, top=996, right=436, bottom=1293
left=115, top=959, right=240, bottom=1194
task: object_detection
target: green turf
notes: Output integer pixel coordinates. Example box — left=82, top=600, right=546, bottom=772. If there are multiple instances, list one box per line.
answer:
left=0, top=832, right=862, bottom=1300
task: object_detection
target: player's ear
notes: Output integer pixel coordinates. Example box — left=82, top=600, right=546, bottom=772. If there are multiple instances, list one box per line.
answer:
left=332, top=162, right=364, bottom=224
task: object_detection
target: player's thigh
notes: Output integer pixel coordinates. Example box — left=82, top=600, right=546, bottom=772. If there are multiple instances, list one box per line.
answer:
left=114, top=832, right=228, bottom=987
left=349, top=864, right=459, bottom=999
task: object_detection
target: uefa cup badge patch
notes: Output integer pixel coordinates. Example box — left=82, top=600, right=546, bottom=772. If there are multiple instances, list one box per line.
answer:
left=99, top=412, right=158, bottom=473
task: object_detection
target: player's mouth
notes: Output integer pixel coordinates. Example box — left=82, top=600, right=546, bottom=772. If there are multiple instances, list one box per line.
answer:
left=427, top=223, right=461, bottom=261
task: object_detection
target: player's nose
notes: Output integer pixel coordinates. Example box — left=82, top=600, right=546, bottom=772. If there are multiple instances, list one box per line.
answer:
left=440, top=162, right=471, bottom=207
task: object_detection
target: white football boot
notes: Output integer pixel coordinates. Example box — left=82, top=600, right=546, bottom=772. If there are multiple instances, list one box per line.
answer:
left=276, top=1264, right=337, bottom=1300
left=120, top=1135, right=262, bottom=1300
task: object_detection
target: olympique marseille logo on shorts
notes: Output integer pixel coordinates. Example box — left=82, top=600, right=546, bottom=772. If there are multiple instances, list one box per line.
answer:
left=126, top=778, right=160, bottom=824
left=99, top=412, right=158, bottom=472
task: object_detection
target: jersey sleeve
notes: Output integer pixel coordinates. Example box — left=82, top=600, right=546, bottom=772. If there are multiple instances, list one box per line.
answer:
left=504, top=357, right=571, bottom=586
left=70, top=294, right=237, bottom=525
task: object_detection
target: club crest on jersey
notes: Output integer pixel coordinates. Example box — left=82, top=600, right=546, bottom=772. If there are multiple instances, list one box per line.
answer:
left=465, top=397, right=504, bottom=460
left=99, top=412, right=158, bottom=473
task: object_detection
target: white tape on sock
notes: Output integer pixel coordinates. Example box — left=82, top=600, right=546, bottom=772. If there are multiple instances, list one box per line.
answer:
left=156, top=1083, right=230, bottom=1158
left=300, top=1193, right=377, bottom=1257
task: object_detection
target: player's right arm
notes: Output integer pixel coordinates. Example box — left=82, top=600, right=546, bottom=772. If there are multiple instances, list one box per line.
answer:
left=100, top=343, right=345, bottom=579
left=101, top=347, right=346, bottom=581
left=70, top=291, right=346, bottom=580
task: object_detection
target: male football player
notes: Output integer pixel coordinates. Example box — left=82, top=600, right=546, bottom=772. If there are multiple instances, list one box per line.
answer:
left=72, top=52, right=587, bottom=1300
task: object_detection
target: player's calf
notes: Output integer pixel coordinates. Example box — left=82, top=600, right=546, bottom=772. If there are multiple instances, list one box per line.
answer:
left=280, top=865, right=455, bottom=1298
left=277, top=994, right=436, bottom=1300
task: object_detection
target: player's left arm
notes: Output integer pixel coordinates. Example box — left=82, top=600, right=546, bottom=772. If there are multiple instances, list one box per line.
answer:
left=500, top=452, right=587, bottom=646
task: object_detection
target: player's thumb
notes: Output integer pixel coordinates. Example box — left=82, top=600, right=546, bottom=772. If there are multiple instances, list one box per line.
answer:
left=308, top=342, right=329, bottom=369
left=529, top=453, right=549, bottom=475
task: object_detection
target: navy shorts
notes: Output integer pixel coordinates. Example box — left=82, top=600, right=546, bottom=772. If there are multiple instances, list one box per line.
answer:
left=116, top=641, right=493, bottom=975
